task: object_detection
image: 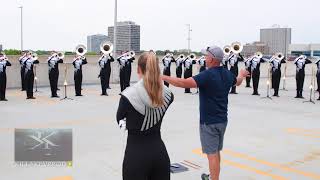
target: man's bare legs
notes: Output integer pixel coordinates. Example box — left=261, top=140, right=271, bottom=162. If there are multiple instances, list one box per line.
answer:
left=207, top=152, right=221, bottom=180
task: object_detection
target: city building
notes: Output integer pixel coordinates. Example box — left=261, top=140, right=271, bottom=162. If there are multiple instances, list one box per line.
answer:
left=87, top=34, right=109, bottom=53
left=242, top=42, right=269, bottom=57
left=0, top=44, right=3, bottom=51
left=289, top=44, right=320, bottom=57
left=260, top=26, right=291, bottom=55
left=108, top=21, right=140, bottom=53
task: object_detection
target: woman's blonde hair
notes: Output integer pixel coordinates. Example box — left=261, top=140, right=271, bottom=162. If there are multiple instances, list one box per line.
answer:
left=138, top=52, right=164, bottom=107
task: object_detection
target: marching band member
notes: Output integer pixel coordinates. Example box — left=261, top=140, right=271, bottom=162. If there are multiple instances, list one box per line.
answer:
left=175, top=54, right=184, bottom=78
left=294, top=55, right=312, bottom=98
left=0, top=52, right=11, bottom=101
left=222, top=54, right=229, bottom=69
left=269, top=54, right=286, bottom=97
left=48, top=52, right=63, bottom=98
left=125, top=52, right=135, bottom=88
left=198, top=56, right=206, bottom=72
left=72, top=55, right=87, bottom=96
left=24, top=52, right=39, bottom=99
left=228, top=51, right=244, bottom=94
left=106, top=53, right=114, bottom=89
left=244, top=56, right=252, bottom=88
left=98, top=52, right=114, bottom=95
left=162, top=53, right=175, bottom=87
left=250, top=52, right=267, bottom=95
left=315, top=58, right=320, bottom=100
left=118, top=52, right=128, bottom=92
left=18, top=51, right=28, bottom=91
left=183, top=54, right=197, bottom=93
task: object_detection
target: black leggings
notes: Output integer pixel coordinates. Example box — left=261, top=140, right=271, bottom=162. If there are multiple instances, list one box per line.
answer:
left=163, top=68, right=171, bottom=87
left=123, top=134, right=170, bottom=180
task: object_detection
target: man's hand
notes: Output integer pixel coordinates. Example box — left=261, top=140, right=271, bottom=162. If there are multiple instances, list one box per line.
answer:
left=239, top=69, right=250, bottom=78
left=235, top=69, right=250, bottom=86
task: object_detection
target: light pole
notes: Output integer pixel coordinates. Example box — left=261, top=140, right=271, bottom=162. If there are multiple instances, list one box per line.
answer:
left=18, top=6, right=23, bottom=52
left=186, top=24, right=192, bottom=54
left=112, top=0, right=119, bottom=82
left=113, top=0, right=117, bottom=57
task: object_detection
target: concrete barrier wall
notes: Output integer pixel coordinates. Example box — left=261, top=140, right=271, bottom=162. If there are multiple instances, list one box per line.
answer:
left=4, top=55, right=316, bottom=89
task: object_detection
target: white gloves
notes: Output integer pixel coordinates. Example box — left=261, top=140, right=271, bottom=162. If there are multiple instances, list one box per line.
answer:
left=119, top=120, right=127, bottom=131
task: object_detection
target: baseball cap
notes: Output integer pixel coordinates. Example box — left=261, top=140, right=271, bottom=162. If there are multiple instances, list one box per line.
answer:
left=201, top=45, right=224, bottom=62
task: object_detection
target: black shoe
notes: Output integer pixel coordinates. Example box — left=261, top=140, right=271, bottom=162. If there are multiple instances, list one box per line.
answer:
left=107, top=87, right=111, bottom=89
left=252, top=93, right=260, bottom=95
left=101, top=93, right=108, bottom=96
left=317, top=97, right=320, bottom=100
left=27, top=97, right=36, bottom=99
left=57, top=88, right=60, bottom=91
left=201, top=173, right=210, bottom=180
left=75, top=94, right=83, bottom=96
left=295, top=96, right=299, bottom=98
left=185, top=92, right=191, bottom=94
left=230, top=92, right=238, bottom=94
left=51, top=95, right=60, bottom=98
left=0, top=99, right=8, bottom=101
left=273, top=94, right=279, bottom=97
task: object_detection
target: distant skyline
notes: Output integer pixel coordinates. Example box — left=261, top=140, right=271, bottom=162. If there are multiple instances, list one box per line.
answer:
left=0, top=0, right=320, bottom=51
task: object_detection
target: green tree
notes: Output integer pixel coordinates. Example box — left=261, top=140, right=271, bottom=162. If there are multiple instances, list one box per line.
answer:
left=3, top=49, right=21, bottom=55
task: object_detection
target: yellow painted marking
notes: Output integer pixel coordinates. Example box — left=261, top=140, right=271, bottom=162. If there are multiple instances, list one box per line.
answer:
left=192, top=149, right=288, bottom=180
left=46, top=176, right=73, bottom=180
left=286, top=128, right=320, bottom=138
left=223, top=149, right=320, bottom=179
left=287, top=128, right=320, bottom=134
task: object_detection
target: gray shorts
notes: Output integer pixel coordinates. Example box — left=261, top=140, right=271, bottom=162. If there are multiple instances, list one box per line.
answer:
left=200, top=122, right=228, bottom=154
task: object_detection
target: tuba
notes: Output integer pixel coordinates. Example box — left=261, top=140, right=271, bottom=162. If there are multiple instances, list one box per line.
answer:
left=231, top=42, right=243, bottom=54
left=127, top=51, right=135, bottom=58
left=223, top=45, right=231, bottom=55
left=75, top=44, right=87, bottom=57
left=275, top=52, right=284, bottom=60
left=100, top=41, right=113, bottom=55
left=178, top=54, right=185, bottom=59
left=255, top=51, right=263, bottom=59
left=57, top=52, right=65, bottom=59
left=188, top=53, right=196, bottom=60
left=32, top=52, right=38, bottom=60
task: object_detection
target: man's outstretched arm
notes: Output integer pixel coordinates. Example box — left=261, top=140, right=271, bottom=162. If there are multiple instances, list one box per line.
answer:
left=162, top=76, right=198, bottom=88
left=235, top=69, right=250, bottom=86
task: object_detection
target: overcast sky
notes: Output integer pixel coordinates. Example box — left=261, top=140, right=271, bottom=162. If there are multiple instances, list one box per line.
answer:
left=0, top=0, right=319, bottom=52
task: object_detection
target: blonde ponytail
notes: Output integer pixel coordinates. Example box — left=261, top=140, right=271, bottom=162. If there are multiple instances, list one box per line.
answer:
left=138, top=52, right=164, bottom=107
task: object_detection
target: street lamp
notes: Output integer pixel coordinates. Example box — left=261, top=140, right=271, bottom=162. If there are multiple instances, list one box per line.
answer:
left=18, top=5, right=23, bottom=52
left=186, top=24, right=192, bottom=54
left=113, top=0, right=117, bottom=58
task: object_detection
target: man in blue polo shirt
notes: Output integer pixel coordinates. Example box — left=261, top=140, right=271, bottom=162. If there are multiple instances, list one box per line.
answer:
left=162, top=45, right=248, bottom=180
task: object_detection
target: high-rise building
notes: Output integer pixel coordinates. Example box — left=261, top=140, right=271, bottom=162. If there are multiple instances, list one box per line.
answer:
left=260, top=26, right=291, bottom=55
left=108, top=21, right=140, bottom=53
left=87, top=34, right=109, bottom=53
